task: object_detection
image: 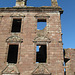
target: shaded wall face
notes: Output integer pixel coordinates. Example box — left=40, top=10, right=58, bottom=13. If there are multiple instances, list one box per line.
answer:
left=0, top=10, right=64, bottom=75
left=65, top=49, right=75, bottom=75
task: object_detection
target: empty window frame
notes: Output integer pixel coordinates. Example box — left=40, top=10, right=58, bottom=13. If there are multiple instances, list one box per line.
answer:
left=36, top=45, right=47, bottom=63
left=7, top=45, right=19, bottom=64
left=37, top=19, right=46, bottom=30
left=11, top=19, right=22, bottom=32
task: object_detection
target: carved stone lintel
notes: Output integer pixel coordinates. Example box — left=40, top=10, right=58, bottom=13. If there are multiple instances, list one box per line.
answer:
left=34, top=13, right=50, bottom=18
left=32, top=64, right=51, bottom=75
left=33, top=36, right=51, bottom=44
left=2, top=64, right=20, bottom=74
left=10, top=14, right=25, bottom=17
left=6, top=36, right=23, bottom=43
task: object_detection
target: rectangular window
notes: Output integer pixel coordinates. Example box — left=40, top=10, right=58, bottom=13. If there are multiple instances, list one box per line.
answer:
left=36, top=45, right=47, bottom=63
left=7, top=45, right=18, bottom=64
left=37, top=19, right=46, bottom=30
left=11, top=19, right=22, bottom=32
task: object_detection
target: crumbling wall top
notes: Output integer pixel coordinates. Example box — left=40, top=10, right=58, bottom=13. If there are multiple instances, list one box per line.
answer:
left=64, top=48, right=75, bottom=59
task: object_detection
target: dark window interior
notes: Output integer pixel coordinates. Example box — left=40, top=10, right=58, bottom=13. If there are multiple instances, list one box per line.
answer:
left=64, top=71, right=66, bottom=75
left=36, top=45, right=47, bottom=63
left=11, top=19, right=22, bottom=32
left=37, top=19, right=46, bottom=30
left=7, top=45, right=18, bottom=64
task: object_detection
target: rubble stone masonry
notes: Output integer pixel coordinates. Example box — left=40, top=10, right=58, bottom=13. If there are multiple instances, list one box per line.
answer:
left=0, top=0, right=74, bottom=75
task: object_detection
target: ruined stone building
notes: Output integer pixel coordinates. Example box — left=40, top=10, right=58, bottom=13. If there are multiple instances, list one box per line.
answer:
left=0, top=0, right=75, bottom=75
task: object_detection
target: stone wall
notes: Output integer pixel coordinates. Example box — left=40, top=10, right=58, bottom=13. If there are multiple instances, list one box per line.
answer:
left=0, top=7, right=64, bottom=75
left=64, top=49, right=75, bottom=75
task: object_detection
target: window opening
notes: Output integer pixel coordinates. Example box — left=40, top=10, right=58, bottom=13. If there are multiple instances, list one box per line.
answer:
left=11, top=19, right=22, bottom=32
left=37, top=19, right=46, bottom=30
left=36, top=45, right=47, bottom=63
left=7, top=45, right=18, bottom=64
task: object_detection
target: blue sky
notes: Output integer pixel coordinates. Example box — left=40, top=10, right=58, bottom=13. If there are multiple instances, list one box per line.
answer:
left=0, top=0, right=75, bottom=48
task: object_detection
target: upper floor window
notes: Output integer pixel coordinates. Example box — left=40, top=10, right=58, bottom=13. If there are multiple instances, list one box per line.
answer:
left=11, top=19, right=22, bottom=32
left=37, top=19, right=46, bottom=30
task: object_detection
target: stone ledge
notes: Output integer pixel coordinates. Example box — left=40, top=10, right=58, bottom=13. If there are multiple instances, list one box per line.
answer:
left=0, top=6, right=63, bottom=14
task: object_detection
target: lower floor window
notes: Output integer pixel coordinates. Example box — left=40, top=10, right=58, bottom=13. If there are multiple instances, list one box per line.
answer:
left=36, top=45, right=47, bottom=63
left=7, top=45, right=18, bottom=64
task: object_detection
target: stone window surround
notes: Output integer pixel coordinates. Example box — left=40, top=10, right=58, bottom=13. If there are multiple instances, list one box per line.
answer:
left=33, top=42, right=49, bottom=64
left=10, top=16, right=25, bottom=33
left=5, top=43, right=21, bottom=65
left=35, top=16, right=50, bottom=27
left=34, top=14, right=50, bottom=32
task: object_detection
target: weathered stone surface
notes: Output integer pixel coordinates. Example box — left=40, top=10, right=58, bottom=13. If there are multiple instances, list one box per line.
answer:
left=16, top=0, right=27, bottom=7
left=0, top=0, right=67, bottom=75
left=2, top=64, right=19, bottom=74
left=51, top=0, right=58, bottom=7
left=64, top=49, right=75, bottom=75
left=32, top=64, right=51, bottom=75
left=6, top=36, right=23, bottom=43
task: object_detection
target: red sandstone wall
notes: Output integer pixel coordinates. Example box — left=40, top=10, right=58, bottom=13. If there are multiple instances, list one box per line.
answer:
left=65, top=49, right=75, bottom=75
left=0, top=8, right=64, bottom=75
